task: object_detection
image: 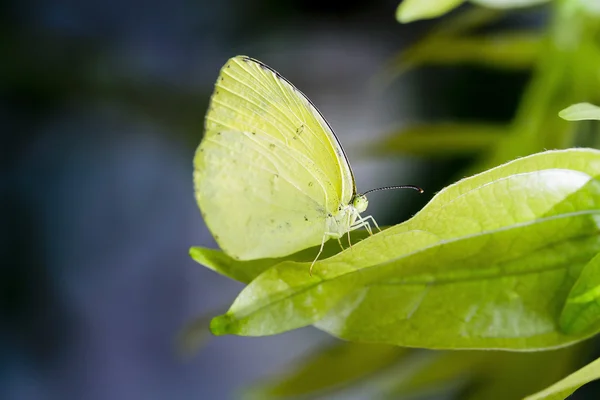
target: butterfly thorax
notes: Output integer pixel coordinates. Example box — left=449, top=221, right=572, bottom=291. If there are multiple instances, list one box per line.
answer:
left=325, top=194, right=368, bottom=238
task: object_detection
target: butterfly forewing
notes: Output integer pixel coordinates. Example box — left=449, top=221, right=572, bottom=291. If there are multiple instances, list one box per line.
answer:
left=195, top=56, right=357, bottom=260
left=205, top=56, right=355, bottom=207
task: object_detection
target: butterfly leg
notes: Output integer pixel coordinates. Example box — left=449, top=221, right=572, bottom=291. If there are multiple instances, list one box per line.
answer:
left=310, top=237, right=325, bottom=276
left=351, top=214, right=373, bottom=235
left=350, top=220, right=372, bottom=234
left=361, top=215, right=381, bottom=232
left=337, top=238, right=345, bottom=251
left=310, top=232, right=335, bottom=276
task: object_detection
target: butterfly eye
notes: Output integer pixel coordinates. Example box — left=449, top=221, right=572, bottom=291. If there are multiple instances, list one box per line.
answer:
left=352, top=195, right=369, bottom=213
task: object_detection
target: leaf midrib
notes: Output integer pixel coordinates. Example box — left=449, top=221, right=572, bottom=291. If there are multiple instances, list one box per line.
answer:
left=231, top=209, right=600, bottom=323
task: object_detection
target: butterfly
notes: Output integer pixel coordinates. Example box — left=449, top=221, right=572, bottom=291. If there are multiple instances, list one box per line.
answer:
left=194, top=56, right=422, bottom=274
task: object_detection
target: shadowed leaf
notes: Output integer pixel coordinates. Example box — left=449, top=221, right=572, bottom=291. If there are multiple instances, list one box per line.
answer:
left=524, top=355, right=600, bottom=400
left=245, top=342, right=408, bottom=399
left=365, top=123, right=505, bottom=158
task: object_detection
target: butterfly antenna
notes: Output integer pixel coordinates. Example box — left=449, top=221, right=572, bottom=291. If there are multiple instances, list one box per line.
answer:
left=362, top=185, right=424, bottom=195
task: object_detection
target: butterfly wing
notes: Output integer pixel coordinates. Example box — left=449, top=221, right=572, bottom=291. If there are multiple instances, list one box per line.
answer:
left=194, top=56, right=356, bottom=259
left=195, top=130, right=336, bottom=259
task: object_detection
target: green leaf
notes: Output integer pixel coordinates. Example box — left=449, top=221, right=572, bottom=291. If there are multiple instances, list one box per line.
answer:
left=365, top=123, right=505, bottom=158
left=470, top=0, right=550, bottom=8
left=244, top=342, right=408, bottom=399
left=373, top=8, right=505, bottom=89
left=386, top=348, right=579, bottom=400
left=463, top=348, right=580, bottom=400
left=396, top=0, right=465, bottom=23
left=375, top=31, right=541, bottom=89
left=211, top=149, right=600, bottom=350
left=560, top=251, right=600, bottom=334
left=559, top=103, right=600, bottom=121
left=399, top=33, right=541, bottom=73
left=524, top=356, right=600, bottom=400
left=427, top=6, right=503, bottom=37
left=578, top=0, right=600, bottom=16
left=190, top=247, right=276, bottom=284
left=386, top=351, right=488, bottom=396
left=190, top=230, right=371, bottom=285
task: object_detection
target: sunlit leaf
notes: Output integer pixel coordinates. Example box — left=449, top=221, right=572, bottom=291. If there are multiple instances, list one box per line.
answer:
left=396, top=0, right=465, bottom=23
left=211, top=149, right=600, bottom=350
left=245, top=342, right=408, bottom=399
left=524, top=356, right=600, bottom=400
left=559, top=103, right=600, bottom=121
left=470, top=0, right=551, bottom=8
left=365, top=123, right=505, bottom=158
left=578, top=0, right=600, bottom=16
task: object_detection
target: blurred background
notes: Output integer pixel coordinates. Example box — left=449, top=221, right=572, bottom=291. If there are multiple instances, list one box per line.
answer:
left=3, top=0, right=600, bottom=399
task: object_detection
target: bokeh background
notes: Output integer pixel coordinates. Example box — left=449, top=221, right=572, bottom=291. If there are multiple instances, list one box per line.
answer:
left=3, top=0, right=600, bottom=399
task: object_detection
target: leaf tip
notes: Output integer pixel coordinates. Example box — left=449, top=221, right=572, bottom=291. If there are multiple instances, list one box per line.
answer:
left=395, top=0, right=465, bottom=23
left=395, top=3, right=419, bottom=23
left=210, top=313, right=234, bottom=336
left=189, top=246, right=199, bottom=258
left=558, top=107, right=575, bottom=121
left=558, top=102, right=600, bottom=121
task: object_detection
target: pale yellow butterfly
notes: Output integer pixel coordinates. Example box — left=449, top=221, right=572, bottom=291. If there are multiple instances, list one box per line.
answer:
left=194, top=56, right=422, bottom=273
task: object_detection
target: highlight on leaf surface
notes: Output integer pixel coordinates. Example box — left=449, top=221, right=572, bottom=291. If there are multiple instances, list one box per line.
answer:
left=395, top=0, right=549, bottom=24
left=396, top=0, right=465, bottom=23
left=559, top=103, right=600, bottom=121
left=209, top=148, right=600, bottom=351
left=471, top=0, right=551, bottom=8
left=579, top=0, right=600, bottom=16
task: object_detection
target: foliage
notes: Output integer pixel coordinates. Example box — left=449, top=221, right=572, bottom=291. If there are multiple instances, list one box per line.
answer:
left=560, top=103, right=600, bottom=121
left=197, top=148, right=600, bottom=350
left=524, top=356, right=600, bottom=400
left=187, top=0, right=600, bottom=398
left=396, top=0, right=551, bottom=23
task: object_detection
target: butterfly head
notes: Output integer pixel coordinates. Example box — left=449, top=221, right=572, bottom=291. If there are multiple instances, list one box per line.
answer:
left=352, top=194, right=369, bottom=213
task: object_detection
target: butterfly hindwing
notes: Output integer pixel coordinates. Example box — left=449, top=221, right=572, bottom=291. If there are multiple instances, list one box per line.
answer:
left=195, top=130, right=329, bottom=259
